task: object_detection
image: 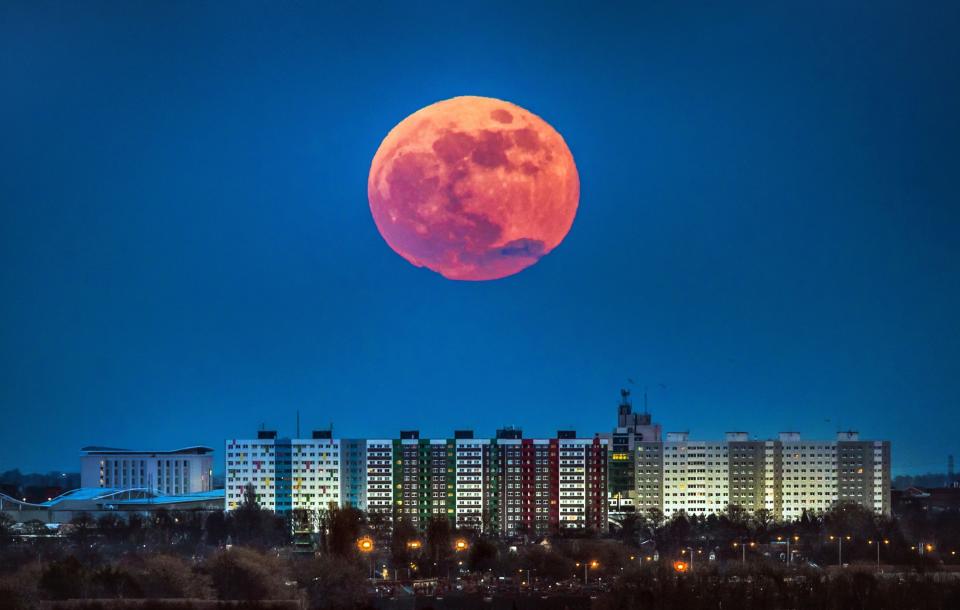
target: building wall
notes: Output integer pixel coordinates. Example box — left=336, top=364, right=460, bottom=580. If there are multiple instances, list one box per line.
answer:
left=454, top=438, right=487, bottom=531
left=634, top=431, right=891, bottom=521
left=340, top=439, right=367, bottom=509
left=365, top=440, right=393, bottom=523
left=225, top=437, right=280, bottom=511
left=661, top=436, right=730, bottom=517
left=81, top=450, right=212, bottom=496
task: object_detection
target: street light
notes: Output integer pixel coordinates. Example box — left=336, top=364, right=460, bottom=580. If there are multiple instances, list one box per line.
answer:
left=732, top=540, right=756, bottom=564
left=578, top=560, right=598, bottom=585
left=407, top=540, right=422, bottom=550
left=867, top=539, right=890, bottom=570
left=357, top=537, right=375, bottom=579
left=828, top=535, right=850, bottom=567
left=454, top=538, right=469, bottom=553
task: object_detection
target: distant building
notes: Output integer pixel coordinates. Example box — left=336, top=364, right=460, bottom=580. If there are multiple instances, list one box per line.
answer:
left=0, top=487, right=223, bottom=524
left=599, top=389, right=662, bottom=513
left=80, top=446, right=214, bottom=496
left=224, top=430, right=340, bottom=513
left=633, top=431, right=891, bottom=520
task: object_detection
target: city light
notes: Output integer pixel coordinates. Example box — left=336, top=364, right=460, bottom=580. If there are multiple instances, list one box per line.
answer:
left=356, top=537, right=374, bottom=553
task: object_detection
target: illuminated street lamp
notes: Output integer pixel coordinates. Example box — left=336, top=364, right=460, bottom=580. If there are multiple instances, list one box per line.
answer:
left=406, top=540, right=422, bottom=550
left=867, top=539, right=890, bottom=570
left=828, top=535, right=851, bottom=567
left=454, top=538, right=469, bottom=553
left=357, top=536, right=375, bottom=579
left=577, top=560, right=599, bottom=585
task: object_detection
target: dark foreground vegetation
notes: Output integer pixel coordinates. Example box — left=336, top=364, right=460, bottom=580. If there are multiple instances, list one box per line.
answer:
left=2, top=490, right=959, bottom=609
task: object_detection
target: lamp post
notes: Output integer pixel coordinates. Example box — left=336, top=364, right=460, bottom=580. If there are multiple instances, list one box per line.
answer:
left=578, top=560, right=598, bottom=585
left=829, top=535, right=850, bottom=567
left=776, top=535, right=800, bottom=565
left=867, top=539, right=890, bottom=570
left=357, top=536, right=375, bottom=579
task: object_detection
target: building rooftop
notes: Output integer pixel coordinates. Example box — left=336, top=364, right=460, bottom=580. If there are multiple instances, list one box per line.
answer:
left=80, top=446, right=214, bottom=455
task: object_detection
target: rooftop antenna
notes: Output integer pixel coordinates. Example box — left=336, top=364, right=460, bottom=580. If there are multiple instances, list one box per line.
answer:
left=296, top=410, right=300, bottom=438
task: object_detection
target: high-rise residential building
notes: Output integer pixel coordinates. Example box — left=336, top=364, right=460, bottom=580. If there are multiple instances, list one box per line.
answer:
left=392, top=431, right=456, bottom=528
left=661, top=433, right=730, bottom=517
left=634, top=431, right=891, bottom=520
left=453, top=430, right=498, bottom=532
left=224, top=430, right=340, bottom=513
left=600, top=389, right=662, bottom=513
left=497, top=429, right=608, bottom=536
left=80, top=446, right=214, bottom=496
left=365, top=439, right=394, bottom=523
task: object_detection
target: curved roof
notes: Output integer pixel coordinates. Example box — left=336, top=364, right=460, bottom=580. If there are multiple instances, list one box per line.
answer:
left=80, top=446, right=214, bottom=455
left=1, top=487, right=224, bottom=510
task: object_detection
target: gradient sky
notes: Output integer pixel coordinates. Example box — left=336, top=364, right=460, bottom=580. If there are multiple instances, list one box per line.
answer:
left=2, top=2, right=958, bottom=476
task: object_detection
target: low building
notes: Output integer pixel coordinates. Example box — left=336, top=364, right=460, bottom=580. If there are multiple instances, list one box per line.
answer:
left=0, top=487, right=224, bottom=524
left=80, top=446, right=214, bottom=496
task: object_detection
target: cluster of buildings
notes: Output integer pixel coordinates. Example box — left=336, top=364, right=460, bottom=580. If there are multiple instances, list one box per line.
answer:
left=220, top=390, right=891, bottom=535
left=0, top=391, right=892, bottom=533
left=224, top=428, right=608, bottom=536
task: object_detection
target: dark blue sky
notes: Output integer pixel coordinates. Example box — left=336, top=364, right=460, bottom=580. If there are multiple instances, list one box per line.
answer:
left=2, top=2, right=958, bottom=475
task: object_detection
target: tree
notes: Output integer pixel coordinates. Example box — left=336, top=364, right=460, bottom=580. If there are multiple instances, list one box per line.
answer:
left=618, top=513, right=639, bottom=545
left=467, top=538, right=498, bottom=573
left=0, top=512, right=14, bottom=546
left=752, top=508, right=775, bottom=534
left=723, top=504, right=750, bottom=528
left=68, top=512, right=95, bottom=545
left=137, top=554, right=212, bottom=599
left=302, top=555, right=368, bottom=610
left=326, top=506, right=364, bottom=557
left=204, top=546, right=288, bottom=601
left=426, top=516, right=452, bottom=564
left=232, top=483, right=268, bottom=547
left=205, top=510, right=231, bottom=546
left=391, top=518, right=419, bottom=566
left=39, top=556, right=86, bottom=600
left=96, top=513, right=126, bottom=544
left=89, top=564, right=141, bottom=599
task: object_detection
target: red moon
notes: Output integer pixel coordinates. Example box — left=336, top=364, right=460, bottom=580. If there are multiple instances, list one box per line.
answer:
left=368, top=96, right=579, bottom=281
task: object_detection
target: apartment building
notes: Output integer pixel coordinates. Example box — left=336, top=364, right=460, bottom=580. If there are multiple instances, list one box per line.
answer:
left=635, top=431, right=891, bottom=520
left=224, top=430, right=340, bottom=513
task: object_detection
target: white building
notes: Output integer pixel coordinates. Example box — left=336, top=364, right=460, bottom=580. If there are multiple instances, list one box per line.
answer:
left=661, top=433, right=730, bottom=518
left=365, top=439, right=394, bottom=522
left=80, top=446, right=213, bottom=496
left=224, top=430, right=340, bottom=513
left=637, top=431, right=891, bottom=520
left=454, top=434, right=488, bottom=530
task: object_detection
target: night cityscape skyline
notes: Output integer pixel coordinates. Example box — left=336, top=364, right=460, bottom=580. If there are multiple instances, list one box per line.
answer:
left=2, top=3, right=960, bottom=608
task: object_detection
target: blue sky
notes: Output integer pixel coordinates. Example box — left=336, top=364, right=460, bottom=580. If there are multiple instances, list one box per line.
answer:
left=1, top=1, right=958, bottom=475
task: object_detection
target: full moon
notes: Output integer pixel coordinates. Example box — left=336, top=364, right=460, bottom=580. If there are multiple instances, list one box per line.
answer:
left=368, top=96, right=579, bottom=281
